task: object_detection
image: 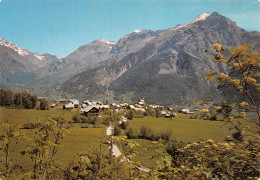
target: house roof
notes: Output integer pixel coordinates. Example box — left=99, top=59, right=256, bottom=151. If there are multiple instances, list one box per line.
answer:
left=81, top=104, right=87, bottom=108
left=84, top=101, right=93, bottom=105
left=82, top=105, right=99, bottom=113
left=65, top=102, right=74, bottom=108
left=128, top=105, right=135, bottom=109
left=96, top=101, right=102, bottom=105
left=69, top=99, right=79, bottom=105
left=135, top=108, right=145, bottom=112
left=100, top=105, right=109, bottom=109
left=161, top=111, right=167, bottom=115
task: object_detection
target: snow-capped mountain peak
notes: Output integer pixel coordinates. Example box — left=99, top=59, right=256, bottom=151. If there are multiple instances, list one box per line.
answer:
left=183, top=12, right=210, bottom=27
left=120, top=29, right=144, bottom=40
left=194, top=13, right=210, bottom=21
left=97, top=39, right=116, bottom=45
left=133, top=30, right=141, bottom=33
left=33, top=52, right=63, bottom=62
left=169, top=12, right=210, bottom=31
left=0, top=37, right=30, bottom=56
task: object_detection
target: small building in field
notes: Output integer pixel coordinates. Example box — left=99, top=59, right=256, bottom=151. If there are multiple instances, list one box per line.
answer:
left=111, top=103, right=117, bottom=107
left=138, top=98, right=145, bottom=105
left=63, top=102, right=74, bottom=110
left=165, top=113, right=177, bottom=118
left=59, top=99, right=68, bottom=104
left=81, top=103, right=87, bottom=108
left=161, top=111, right=167, bottom=115
left=179, top=109, right=194, bottom=114
left=135, top=108, right=146, bottom=112
left=96, top=101, right=103, bottom=105
left=51, top=104, right=59, bottom=108
left=120, top=103, right=128, bottom=109
left=180, top=109, right=190, bottom=114
left=100, top=105, right=109, bottom=110
left=83, top=106, right=100, bottom=116
left=69, top=99, right=79, bottom=108
left=127, top=105, right=135, bottom=110
left=83, top=101, right=93, bottom=106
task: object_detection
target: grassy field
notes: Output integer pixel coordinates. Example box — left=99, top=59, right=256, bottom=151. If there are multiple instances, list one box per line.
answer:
left=0, top=107, right=105, bottom=164
left=127, top=116, right=236, bottom=143
left=131, top=139, right=165, bottom=169
left=0, top=107, right=77, bottom=126
left=56, top=126, right=105, bottom=162
left=1, top=107, right=256, bottom=172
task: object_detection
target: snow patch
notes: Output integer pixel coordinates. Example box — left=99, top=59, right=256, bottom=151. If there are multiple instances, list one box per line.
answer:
left=133, top=29, right=141, bottom=33
left=183, top=13, right=210, bottom=27
left=195, top=13, right=210, bottom=21
left=34, top=53, right=44, bottom=60
left=98, top=39, right=116, bottom=45
left=0, top=38, right=30, bottom=56
left=121, top=29, right=144, bottom=40
left=33, top=52, right=62, bottom=61
left=170, top=13, right=210, bottom=31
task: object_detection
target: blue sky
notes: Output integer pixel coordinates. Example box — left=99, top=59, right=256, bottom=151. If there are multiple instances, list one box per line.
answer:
left=0, top=0, right=259, bottom=57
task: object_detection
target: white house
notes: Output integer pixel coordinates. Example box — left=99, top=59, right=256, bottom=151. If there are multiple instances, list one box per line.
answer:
left=64, top=102, right=74, bottom=110
left=180, top=109, right=194, bottom=114
left=69, top=99, right=79, bottom=108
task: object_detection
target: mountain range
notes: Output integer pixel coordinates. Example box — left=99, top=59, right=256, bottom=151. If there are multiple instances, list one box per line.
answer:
left=1, top=12, right=260, bottom=106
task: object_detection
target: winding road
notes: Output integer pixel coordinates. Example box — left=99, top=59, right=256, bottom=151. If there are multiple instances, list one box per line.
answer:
left=106, top=116, right=151, bottom=172
left=106, top=125, right=122, bottom=157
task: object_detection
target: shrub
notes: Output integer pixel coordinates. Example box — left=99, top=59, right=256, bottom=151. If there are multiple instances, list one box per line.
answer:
left=113, top=125, right=121, bottom=136
left=120, top=121, right=129, bottom=129
left=126, top=110, right=134, bottom=120
left=144, top=107, right=156, bottom=117
left=126, top=127, right=139, bottom=139
left=72, top=114, right=82, bottom=123
left=139, top=125, right=152, bottom=139
left=159, top=129, right=173, bottom=142
left=21, top=123, right=41, bottom=129
left=39, top=98, right=49, bottom=110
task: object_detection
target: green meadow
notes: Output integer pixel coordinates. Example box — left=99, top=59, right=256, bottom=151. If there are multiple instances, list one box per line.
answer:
left=0, top=107, right=105, bottom=163
left=123, top=115, right=257, bottom=169
left=0, top=107, right=76, bottom=126
left=127, top=116, right=235, bottom=143
left=1, top=107, right=256, bottom=171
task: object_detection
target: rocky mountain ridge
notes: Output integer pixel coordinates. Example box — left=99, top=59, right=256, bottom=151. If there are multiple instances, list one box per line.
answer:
left=57, top=12, right=260, bottom=105
left=1, top=12, right=260, bottom=105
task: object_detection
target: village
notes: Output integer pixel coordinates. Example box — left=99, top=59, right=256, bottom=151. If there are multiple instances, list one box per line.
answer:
left=52, top=98, right=196, bottom=118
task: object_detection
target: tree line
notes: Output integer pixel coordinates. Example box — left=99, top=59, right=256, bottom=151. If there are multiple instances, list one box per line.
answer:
left=0, top=88, right=49, bottom=110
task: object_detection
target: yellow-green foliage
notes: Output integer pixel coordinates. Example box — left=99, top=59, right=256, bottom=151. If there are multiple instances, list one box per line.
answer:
left=129, top=139, right=166, bottom=169
left=0, top=107, right=76, bottom=126
left=0, top=107, right=105, bottom=163
left=56, top=128, right=105, bottom=162
left=127, top=116, right=235, bottom=142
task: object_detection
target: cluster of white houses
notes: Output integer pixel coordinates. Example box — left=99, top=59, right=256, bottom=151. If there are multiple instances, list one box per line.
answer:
left=57, top=98, right=192, bottom=117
